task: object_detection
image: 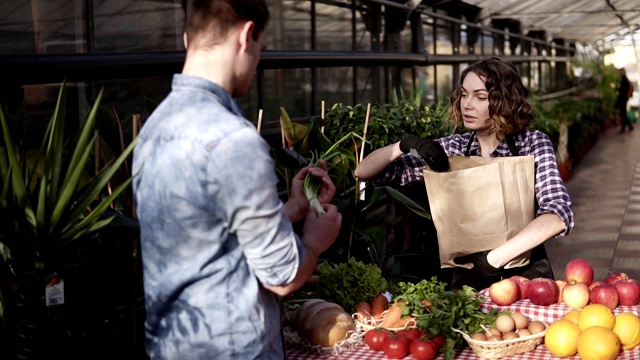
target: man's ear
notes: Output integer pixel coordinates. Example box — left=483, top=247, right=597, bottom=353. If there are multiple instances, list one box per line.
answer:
left=238, top=21, right=255, bottom=50
left=183, top=32, right=188, bottom=49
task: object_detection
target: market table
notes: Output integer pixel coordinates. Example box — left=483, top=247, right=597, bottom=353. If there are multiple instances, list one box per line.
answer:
left=285, top=289, right=640, bottom=360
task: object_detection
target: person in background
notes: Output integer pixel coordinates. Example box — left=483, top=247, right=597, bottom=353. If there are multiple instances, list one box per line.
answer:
left=132, top=1, right=342, bottom=359
left=616, top=67, right=634, bottom=133
left=355, top=57, right=574, bottom=292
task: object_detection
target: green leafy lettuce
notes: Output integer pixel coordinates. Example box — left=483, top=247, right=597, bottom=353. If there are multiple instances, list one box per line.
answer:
left=316, top=258, right=388, bottom=313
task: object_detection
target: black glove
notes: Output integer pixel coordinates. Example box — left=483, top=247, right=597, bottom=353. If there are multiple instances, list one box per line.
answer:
left=453, top=251, right=502, bottom=279
left=399, top=135, right=449, bottom=172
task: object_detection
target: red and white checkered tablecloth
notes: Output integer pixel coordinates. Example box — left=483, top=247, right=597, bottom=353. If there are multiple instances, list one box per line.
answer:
left=286, top=343, right=640, bottom=359
left=286, top=288, right=640, bottom=359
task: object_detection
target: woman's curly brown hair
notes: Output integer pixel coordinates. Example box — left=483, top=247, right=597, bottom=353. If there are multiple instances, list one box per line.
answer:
left=449, top=57, right=534, bottom=136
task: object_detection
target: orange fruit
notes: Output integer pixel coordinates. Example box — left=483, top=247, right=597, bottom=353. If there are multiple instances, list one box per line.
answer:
left=612, top=312, right=640, bottom=350
left=577, top=304, right=616, bottom=331
left=577, top=326, right=621, bottom=360
left=545, top=319, right=581, bottom=357
left=562, top=309, right=581, bottom=324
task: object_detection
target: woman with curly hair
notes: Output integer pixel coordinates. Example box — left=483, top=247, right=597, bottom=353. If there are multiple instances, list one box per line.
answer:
left=355, top=57, right=574, bottom=291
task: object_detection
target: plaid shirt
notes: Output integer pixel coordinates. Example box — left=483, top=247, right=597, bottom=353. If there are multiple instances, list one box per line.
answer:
left=372, top=130, right=574, bottom=236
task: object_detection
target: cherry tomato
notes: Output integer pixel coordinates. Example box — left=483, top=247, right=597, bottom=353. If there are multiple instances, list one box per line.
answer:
left=364, top=328, right=390, bottom=351
left=382, top=334, right=410, bottom=359
left=396, top=327, right=423, bottom=342
left=410, top=338, right=438, bottom=360
left=430, top=332, right=446, bottom=350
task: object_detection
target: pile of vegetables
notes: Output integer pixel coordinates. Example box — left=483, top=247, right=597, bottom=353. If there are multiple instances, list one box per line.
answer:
left=390, top=277, right=506, bottom=360
left=316, top=258, right=388, bottom=314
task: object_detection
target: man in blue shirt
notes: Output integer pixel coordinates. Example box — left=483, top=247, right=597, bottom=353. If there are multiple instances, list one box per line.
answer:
left=132, top=1, right=342, bottom=358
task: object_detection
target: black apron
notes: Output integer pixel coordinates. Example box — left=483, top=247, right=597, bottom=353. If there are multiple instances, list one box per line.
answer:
left=451, top=133, right=554, bottom=292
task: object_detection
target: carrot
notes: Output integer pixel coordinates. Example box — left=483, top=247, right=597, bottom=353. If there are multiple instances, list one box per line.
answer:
left=380, top=301, right=410, bottom=328
left=354, top=301, right=372, bottom=322
left=370, top=294, right=388, bottom=320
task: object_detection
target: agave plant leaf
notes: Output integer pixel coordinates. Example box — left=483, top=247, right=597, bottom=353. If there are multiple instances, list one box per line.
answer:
left=50, top=89, right=104, bottom=228
left=0, top=109, right=34, bottom=227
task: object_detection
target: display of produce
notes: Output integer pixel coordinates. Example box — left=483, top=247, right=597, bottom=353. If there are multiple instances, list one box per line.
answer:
left=284, top=257, right=640, bottom=359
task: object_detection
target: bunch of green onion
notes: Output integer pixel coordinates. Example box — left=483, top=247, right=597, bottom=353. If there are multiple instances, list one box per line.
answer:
left=301, top=132, right=361, bottom=215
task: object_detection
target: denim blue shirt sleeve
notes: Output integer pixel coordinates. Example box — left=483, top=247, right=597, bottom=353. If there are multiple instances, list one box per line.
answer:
left=132, top=74, right=299, bottom=359
left=371, top=130, right=574, bottom=236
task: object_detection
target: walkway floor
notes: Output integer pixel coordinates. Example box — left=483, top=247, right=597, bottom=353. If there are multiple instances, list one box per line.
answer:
left=546, top=126, right=640, bottom=282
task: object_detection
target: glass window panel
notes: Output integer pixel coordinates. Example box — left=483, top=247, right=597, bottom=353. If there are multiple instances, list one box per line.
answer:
left=435, top=23, right=452, bottom=55
left=0, top=0, right=37, bottom=55
left=469, top=26, right=482, bottom=54
left=255, top=68, right=312, bottom=132
left=459, top=26, right=468, bottom=55
left=530, top=61, right=540, bottom=92
left=317, top=67, right=353, bottom=106
left=482, top=32, right=493, bottom=56
left=400, top=66, right=433, bottom=103
left=268, top=0, right=311, bottom=50
left=5, top=0, right=84, bottom=55
left=401, top=25, right=413, bottom=53
left=93, top=1, right=184, bottom=52
left=355, top=67, right=382, bottom=104
left=316, top=3, right=352, bottom=51
left=422, top=18, right=434, bottom=54
left=436, top=64, right=453, bottom=103
left=354, top=8, right=373, bottom=51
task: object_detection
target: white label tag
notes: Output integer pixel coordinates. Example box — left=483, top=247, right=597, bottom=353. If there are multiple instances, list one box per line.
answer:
left=45, top=277, right=65, bottom=307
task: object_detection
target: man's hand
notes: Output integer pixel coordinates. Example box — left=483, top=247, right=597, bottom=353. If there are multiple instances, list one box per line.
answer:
left=287, top=161, right=336, bottom=222
left=399, top=135, right=449, bottom=172
left=302, top=204, right=342, bottom=255
left=453, top=251, right=502, bottom=279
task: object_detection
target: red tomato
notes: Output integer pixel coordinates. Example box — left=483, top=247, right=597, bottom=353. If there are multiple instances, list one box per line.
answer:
left=396, top=327, right=422, bottom=342
left=410, top=338, right=438, bottom=360
left=430, top=332, right=446, bottom=350
left=364, top=328, right=390, bottom=351
left=382, top=334, right=410, bottom=359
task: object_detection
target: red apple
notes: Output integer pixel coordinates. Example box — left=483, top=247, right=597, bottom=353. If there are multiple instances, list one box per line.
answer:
left=604, top=272, right=629, bottom=284
left=556, top=280, right=568, bottom=303
left=509, top=276, right=530, bottom=300
left=589, top=280, right=605, bottom=290
left=528, top=277, right=559, bottom=306
left=489, top=278, right=520, bottom=306
left=562, top=282, right=590, bottom=309
left=590, top=283, right=619, bottom=310
left=614, top=279, right=640, bottom=306
left=565, top=258, right=594, bottom=285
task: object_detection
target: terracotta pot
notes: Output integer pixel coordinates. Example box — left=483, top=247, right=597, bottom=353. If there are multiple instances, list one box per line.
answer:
left=557, top=159, right=573, bottom=182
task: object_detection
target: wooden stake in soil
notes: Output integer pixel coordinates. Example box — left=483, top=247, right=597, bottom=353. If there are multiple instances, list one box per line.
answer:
left=321, top=100, right=325, bottom=133
left=280, top=115, right=291, bottom=198
left=257, top=109, right=263, bottom=133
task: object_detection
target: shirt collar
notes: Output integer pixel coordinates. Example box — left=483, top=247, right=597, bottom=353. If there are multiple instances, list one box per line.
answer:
left=171, top=74, right=245, bottom=118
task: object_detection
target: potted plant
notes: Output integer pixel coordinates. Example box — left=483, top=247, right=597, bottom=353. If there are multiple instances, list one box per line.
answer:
left=0, top=82, right=137, bottom=359
left=548, top=96, right=580, bottom=182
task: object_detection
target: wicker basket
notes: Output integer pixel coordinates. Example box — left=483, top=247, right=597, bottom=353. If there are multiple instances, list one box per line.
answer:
left=452, top=322, right=548, bottom=359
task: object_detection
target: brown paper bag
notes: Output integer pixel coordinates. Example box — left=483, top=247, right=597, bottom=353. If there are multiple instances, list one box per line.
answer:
left=423, top=155, right=535, bottom=269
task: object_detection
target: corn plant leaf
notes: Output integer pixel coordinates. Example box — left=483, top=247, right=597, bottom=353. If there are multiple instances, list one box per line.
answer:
left=384, top=186, right=431, bottom=219
left=272, top=147, right=309, bottom=169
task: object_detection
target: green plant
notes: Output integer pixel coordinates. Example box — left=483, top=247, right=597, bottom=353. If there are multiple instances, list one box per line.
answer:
left=0, top=82, right=137, bottom=359
left=276, top=95, right=448, bottom=276
left=548, top=96, right=580, bottom=164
